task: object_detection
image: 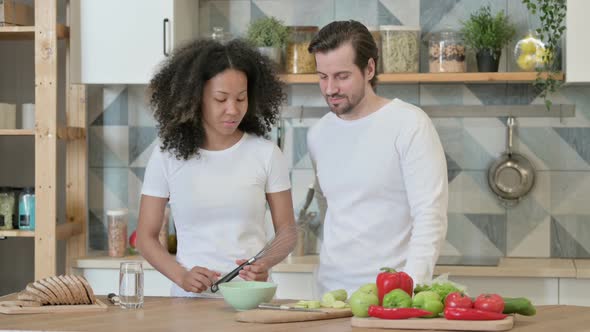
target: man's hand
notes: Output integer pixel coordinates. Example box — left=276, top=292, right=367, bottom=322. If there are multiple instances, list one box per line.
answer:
left=236, top=259, right=269, bottom=281
left=180, top=266, right=220, bottom=293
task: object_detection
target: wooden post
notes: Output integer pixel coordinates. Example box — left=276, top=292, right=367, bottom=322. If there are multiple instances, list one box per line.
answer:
left=65, top=0, right=88, bottom=273
left=34, top=0, right=59, bottom=279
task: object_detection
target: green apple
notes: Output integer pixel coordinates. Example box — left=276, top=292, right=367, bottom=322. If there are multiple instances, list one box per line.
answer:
left=413, top=291, right=444, bottom=318
left=349, top=290, right=379, bottom=317
left=358, top=283, right=378, bottom=295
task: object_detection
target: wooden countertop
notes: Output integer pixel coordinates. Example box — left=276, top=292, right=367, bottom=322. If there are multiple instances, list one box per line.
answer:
left=75, top=254, right=587, bottom=278
left=1, top=297, right=590, bottom=332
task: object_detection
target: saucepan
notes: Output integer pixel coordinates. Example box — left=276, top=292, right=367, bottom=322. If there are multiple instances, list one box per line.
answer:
left=487, top=117, right=535, bottom=206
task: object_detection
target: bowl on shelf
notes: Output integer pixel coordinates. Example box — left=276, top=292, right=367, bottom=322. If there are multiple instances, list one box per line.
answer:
left=218, top=281, right=277, bottom=311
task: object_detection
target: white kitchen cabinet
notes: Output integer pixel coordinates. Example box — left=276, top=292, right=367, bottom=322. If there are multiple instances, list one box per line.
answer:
left=566, top=0, right=590, bottom=83
left=559, top=279, right=590, bottom=306
left=70, top=0, right=199, bottom=84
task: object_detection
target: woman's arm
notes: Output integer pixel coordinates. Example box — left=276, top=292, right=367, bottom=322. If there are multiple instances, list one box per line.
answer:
left=238, top=189, right=297, bottom=281
left=137, top=195, right=219, bottom=292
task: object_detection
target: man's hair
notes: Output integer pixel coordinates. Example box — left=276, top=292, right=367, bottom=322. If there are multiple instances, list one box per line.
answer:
left=308, top=20, right=379, bottom=87
left=149, top=39, right=285, bottom=160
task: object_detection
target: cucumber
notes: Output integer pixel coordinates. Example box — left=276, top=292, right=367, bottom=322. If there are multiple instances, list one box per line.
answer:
left=322, top=289, right=348, bottom=305
left=295, top=300, right=321, bottom=309
left=502, top=297, right=536, bottom=316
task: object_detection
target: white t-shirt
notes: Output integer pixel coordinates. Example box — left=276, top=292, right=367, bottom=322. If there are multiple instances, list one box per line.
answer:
left=307, top=99, right=448, bottom=296
left=142, top=133, right=291, bottom=297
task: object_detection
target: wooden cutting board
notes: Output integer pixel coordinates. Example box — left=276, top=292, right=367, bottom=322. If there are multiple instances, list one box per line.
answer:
left=235, top=304, right=352, bottom=323
left=0, top=293, right=108, bottom=315
left=351, top=316, right=514, bottom=331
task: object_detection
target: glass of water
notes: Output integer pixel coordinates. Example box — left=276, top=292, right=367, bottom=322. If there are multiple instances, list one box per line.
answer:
left=119, top=261, right=144, bottom=309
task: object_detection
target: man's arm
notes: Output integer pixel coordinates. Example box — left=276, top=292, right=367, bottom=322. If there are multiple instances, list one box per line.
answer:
left=399, top=114, right=449, bottom=285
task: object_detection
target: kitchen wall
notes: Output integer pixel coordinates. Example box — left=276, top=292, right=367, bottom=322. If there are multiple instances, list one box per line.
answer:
left=88, top=0, right=590, bottom=259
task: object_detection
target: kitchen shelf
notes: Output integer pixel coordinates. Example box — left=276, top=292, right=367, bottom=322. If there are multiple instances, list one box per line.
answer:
left=279, top=72, right=565, bottom=84
left=0, top=24, right=69, bottom=40
left=0, top=230, right=35, bottom=238
left=0, top=129, right=34, bottom=136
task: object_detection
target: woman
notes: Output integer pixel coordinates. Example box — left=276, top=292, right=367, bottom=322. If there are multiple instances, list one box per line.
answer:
left=137, top=39, right=296, bottom=297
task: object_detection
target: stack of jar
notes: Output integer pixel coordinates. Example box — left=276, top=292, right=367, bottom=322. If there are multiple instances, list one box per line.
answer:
left=379, top=25, right=421, bottom=73
left=285, top=26, right=318, bottom=74
left=0, top=187, right=35, bottom=230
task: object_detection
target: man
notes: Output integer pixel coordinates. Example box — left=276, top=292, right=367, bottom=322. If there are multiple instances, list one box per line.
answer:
left=306, top=20, right=448, bottom=296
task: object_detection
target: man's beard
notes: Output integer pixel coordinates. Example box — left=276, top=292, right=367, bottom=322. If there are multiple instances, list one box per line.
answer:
left=325, top=90, right=364, bottom=116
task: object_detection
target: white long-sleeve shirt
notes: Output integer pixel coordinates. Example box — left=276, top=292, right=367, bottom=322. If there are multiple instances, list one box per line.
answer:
left=307, top=99, right=448, bottom=296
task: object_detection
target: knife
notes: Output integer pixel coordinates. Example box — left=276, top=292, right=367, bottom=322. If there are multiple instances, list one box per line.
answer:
left=258, top=303, right=324, bottom=313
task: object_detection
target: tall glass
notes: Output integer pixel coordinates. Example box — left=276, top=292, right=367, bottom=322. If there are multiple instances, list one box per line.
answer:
left=119, top=261, right=144, bottom=309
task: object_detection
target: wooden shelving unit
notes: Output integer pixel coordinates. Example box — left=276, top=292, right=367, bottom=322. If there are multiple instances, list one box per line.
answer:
left=0, top=0, right=87, bottom=280
left=280, top=72, right=565, bottom=84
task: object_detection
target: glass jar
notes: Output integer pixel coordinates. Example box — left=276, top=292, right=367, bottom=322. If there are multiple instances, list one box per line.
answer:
left=514, top=30, right=546, bottom=72
left=428, top=30, right=466, bottom=73
left=107, top=208, right=128, bottom=257
left=285, top=26, right=318, bottom=74
left=380, top=25, right=421, bottom=73
left=18, top=187, right=35, bottom=230
left=367, top=26, right=383, bottom=74
left=0, top=187, right=16, bottom=230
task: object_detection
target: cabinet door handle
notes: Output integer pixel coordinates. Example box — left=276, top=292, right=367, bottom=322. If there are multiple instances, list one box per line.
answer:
left=163, top=18, right=170, bottom=56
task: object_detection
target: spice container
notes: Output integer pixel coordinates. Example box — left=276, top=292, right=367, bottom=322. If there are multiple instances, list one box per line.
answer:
left=0, top=187, right=16, bottom=230
left=107, top=208, right=128, bottom=257
left=18, top=187, right=35, bottom=230
left=367, top=26, right=383, bottom=74
left=380, top=25, right=421, bottom=73
left=428, top=30, right=466, bottom=73
left=209, top=26, right=232, bottom=43
left=285, top=26, right=318, bottom=74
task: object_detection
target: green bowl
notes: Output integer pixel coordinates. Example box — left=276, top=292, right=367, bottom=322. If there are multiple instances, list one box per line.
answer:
left=218, top=281, right=277, bottom=311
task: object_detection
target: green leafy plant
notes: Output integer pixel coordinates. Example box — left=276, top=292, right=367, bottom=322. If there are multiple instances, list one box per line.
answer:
left=246, top=17, right=289, bottom=48
left=461, top=5, right=517, bottom=58
left=521, top=0, right=567, bottom=110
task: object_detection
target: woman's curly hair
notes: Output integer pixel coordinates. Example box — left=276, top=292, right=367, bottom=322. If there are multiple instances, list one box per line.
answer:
left=149, top=38, right=286, bottom=160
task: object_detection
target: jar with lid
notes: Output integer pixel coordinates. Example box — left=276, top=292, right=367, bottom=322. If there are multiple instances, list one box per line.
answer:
left=428, top=30, right=466, bottom=73
left=367, top=26, right=383, bottom=74
left=0, top=187, right=17, bottom=230
left=285, top=26, right=318, bottom=74
left=18, top=187, right=35, bottom=230
left=107, top=208, right=128, bottom=257
left=380, top=25, right=421, bottom=73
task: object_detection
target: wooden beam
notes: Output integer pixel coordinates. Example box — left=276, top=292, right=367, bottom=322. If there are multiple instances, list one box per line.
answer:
left=278, top=72, right=566, bottom=84
left=57, top=126, right=86, bottom=140
left=56, top=222, right=83, bottom=241
left=0, top=25, right=69, bottom=40
left=34, top=0, right=58, bottom=280
left=65, top=0, right=88, bottom=274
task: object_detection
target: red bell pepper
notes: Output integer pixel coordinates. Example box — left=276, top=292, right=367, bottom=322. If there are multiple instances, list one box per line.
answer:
left=444, top=307, right=508, bottom=321
left=368, top=305, right=432, bottom=319
left=376, top=267, right=413, bottom=304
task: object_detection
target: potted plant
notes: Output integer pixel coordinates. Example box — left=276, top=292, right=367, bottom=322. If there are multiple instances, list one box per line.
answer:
left=460, top=5, right=517, bottom=72
left=246, top=16, right=290, bottom=67
left=522, top=0, right=567, bottom=110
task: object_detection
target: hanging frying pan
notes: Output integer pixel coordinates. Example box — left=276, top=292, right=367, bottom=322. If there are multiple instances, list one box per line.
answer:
left=488, top=117, right=535, bottom=206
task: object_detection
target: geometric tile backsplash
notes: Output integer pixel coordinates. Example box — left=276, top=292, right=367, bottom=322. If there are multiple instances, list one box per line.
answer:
left=88, top=0, right=590, bottom=259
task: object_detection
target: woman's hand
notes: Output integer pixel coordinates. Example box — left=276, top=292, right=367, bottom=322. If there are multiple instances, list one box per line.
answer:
left=180, top=266, right=220, bottom=293
left=236, top=259, right=269, bottom=281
